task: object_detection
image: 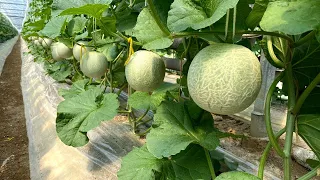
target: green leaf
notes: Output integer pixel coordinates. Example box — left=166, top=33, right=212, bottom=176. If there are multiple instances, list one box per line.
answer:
left=60, top=4, right=109, bottom=19
left=292, top=37, right=320, bottom=91
left=216, top=171, right=260, bottom=180
left=300, top=87, right=320, bottom=114
left=58, top=79, right=94, bottom=99
left=52, top=0, right=112, bottom=11
left=118, top=145, right=211, bottom=180
left=128, top=83, right=179, bottom=110
left=56, top=87, right=119, bottom=146
left=133, top=8, right=173, bottom=50
left=306, top=159, right=320, bottom=169
left=44, top=60, right=73, bottom=82
left=146, top=101, right=219, bottom=158
left=67, top=16, right=87, bottom=35
left=260, top=0, right=320, bottom=35
left=167, top=0, right=239, bottom=32
left=39, top=16, right=68, bottom=38
left=151, top=0, right=173, bottom=26
left=298, top=114, right=320, bottom=159
left=246, top=0, right=269, bottom=30
left=117, top=145, right=162, bottom=180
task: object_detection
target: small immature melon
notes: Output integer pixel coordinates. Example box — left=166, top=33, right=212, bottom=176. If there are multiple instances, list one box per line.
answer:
left=73, top=41, right=92, bottom=61
left=80, top=51, right=108, bottom=79
left=41, top=38, right=52, bottom=48
left=125, top=50, right=165, bottom=92
left=187, top=43, right=262, bottom=115
left=33, top=40, right=41, bottom=46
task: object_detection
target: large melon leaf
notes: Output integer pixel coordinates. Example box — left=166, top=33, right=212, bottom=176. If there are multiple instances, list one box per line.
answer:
left=118, top=144, right=211, bottom=180
left=146, top=101, right=219, bottom=158
left=56, top=87, right=119, bottom=147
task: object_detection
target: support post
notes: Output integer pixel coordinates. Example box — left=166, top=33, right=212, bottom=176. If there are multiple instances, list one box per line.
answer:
left=250, top=50, right=276, bottom=137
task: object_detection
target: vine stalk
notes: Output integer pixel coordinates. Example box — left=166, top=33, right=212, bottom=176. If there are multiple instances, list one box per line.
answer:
left=264, top=71, right=285, bottom=157
left=204, top=148, right=216, bottom=179
left=258, top=128, right=286, bottom=179
left=283, top=63, right=296, bottom=180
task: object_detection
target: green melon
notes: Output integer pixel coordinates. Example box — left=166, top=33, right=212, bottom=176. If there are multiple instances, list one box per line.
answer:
left=125, top=50, right=165, bottom=92
left=187, top=44, right=262, bottom=115
left=73, top=41, right=92, bottom=61
left=80, top=51, right=108, bottom=79
left=51, top=42, right=72, bottom=59
left=41, top=38, right=52, bottom=48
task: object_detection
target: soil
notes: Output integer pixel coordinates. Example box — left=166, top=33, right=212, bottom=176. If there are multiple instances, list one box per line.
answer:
left=0, top=38, right=30, bottom=180
left=213, top=114, right=320, bottom=180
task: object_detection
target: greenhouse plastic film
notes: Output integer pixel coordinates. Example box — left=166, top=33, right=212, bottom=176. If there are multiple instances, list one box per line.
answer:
left=20, top=39, right=144, bottom=180
left=0, top=35, right=19, bottom=75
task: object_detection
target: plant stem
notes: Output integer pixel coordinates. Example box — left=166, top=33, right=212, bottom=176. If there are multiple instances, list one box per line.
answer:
left=292, top=73, right=320, bottom=115
left=232, top=7, right=236, bottom=42
left=204, top=148, right=216, bottom=179
left=267, top=36, right=285, bottom=68
left=294, top=30, right=316, bottom=47
left=225, top=9, right=230, bottom=41
left=265, top=71, right=285, bottom=157
left=172, top=30, right=294, bottom=44
left=297, top=164, right=320, bottom=180
left=116, top=83, right=128, bottom=96
left=146, top=0, right=171, bottom=36
left=258, top=128, right=286, bottom=179
left=134, top=107, right=150, bottom=123
left=283, top=63, right=296, bottom=180
left=109, top=62, right=113, bottom=93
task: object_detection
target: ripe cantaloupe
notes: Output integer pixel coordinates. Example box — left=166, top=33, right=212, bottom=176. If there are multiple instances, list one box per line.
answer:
left=80, top=51, right=108, bottom=79
left=187, top=44, right=262, bottom=115
left=125, top=50, right=165, bottom=92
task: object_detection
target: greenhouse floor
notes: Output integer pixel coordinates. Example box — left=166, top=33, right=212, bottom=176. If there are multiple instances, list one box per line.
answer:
left=0, top=39, right=30, bottom=179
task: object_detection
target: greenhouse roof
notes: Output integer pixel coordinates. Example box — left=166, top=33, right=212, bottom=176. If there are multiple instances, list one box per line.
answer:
left=0, top=0, right=27, bottom=31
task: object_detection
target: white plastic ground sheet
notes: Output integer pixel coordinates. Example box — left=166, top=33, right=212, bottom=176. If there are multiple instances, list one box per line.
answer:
left=0, top=35, right=19, bottom=75
left=20, top=39, right=144, bottom=180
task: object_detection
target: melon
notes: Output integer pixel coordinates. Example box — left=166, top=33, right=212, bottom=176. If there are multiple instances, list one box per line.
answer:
left=33, top=40, right=41, bottom=46
left=41, top=38, right=52, bottom=48
left=125, top=50, right=165, bottom=92
left=80, top=51, right=108, bottom=79
left=73, top=41, right=92, bottom=61
left=50, top=42, right=72, bottom=60
left=187, top=44, right=262, bottom=115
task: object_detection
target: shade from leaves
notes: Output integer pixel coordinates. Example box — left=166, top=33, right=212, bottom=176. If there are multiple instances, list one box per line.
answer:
left=39, top=16, right=68, bottom=39
left=133, top=8, right=173, bottom=50
left=298, top=114, right=320, bottom=159
left=216, top=171, right=260, bottom=180
left=260, top=0, right=320, bottom=35
left=56, top=87, right=119, bottom=147
left=117, top=145, right=211, bottom=180
left=146, top=101, right=219, bottom=158
left=167, top=0, right=239, bottom=32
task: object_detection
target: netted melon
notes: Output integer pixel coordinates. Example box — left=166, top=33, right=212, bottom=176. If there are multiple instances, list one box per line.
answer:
left=187, top=43, right=262, bottom=115
left=80, top=51, right=108, bottom=79
left=125, top=50, right=165, bottom=92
